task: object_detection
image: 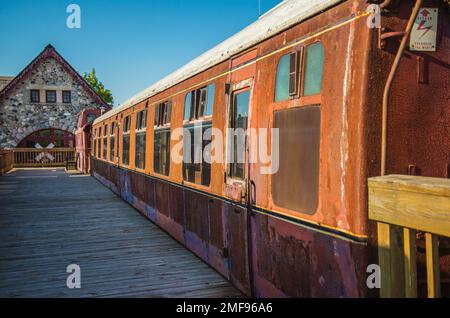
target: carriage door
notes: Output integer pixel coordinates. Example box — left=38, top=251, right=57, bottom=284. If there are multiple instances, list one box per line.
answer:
left=225, top=79, right=254, bottom=295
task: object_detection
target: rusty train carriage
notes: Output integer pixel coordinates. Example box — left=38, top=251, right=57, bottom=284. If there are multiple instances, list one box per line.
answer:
left=90, top=0, right=450, bottom=297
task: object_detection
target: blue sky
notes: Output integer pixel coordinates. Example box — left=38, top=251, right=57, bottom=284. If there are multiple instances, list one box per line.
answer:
left=0, top=0, right=283, bottom=106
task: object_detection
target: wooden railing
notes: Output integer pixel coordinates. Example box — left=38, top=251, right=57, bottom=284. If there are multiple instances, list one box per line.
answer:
left=0, top=149, right=14, bottom=175
left=12, top=148, right=76, bottom=168
left=369, top=175, right=450, bottom=298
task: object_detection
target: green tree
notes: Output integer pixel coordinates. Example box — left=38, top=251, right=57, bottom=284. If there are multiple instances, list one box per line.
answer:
left=83, top=68, right=114, bottom=106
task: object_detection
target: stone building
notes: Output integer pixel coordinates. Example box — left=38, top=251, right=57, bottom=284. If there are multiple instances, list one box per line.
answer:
left=0, top=45, right=110, bottom=149
left=0, top=76, right=14, bottom=91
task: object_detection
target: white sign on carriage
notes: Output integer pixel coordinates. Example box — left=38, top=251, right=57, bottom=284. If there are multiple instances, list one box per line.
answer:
left=410, top=8, right=438, bottom=52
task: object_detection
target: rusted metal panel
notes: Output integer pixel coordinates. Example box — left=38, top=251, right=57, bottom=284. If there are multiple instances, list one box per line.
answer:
left=208, top=198, right=229, bottom=278
left=226, top=203, right=251, bottom=295
left=155, top=179, right=170, bottom=217
left=130, top=171, right=146, bottom=203
left=184, top=189, right=210, bottom=261
left=251, top=213, right=368, bottom=298
left=384, top=1, right=450, bottom=179
left=168, top=185, right=185, bottom=226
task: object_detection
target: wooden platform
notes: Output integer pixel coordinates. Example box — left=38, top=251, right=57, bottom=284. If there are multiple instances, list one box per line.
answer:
left=0, top=168, right=243, bottom=298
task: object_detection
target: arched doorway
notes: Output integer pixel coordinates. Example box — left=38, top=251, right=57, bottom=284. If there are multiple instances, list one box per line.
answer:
left=18, top=129, right=75, bottom=148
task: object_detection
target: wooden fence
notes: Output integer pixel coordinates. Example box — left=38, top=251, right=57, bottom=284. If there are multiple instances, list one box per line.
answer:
left=369, top=175, right=450, bottom=298
left=0, top=148, right=76, bottom=170
left=13, top=148, right=75, bottom=167
left=0, top=149, right=14, bottom=175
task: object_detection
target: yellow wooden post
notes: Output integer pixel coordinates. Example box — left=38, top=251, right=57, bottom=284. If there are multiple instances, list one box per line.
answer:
left=425, top=233, right=441, bottom=298
left=403, top=228, right=417, bottom=298
left=378, top=222, right=391, bottom=298
left=377, top=222, right=405, bottom=298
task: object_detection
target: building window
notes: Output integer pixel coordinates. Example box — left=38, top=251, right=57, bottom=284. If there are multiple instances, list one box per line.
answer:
left=272, top=106, right=321, bottom=215
left=30, top=90, right=40, bottom=103
left=303, top=42, right=325, bottom=96
left=62, top=91, right=71, bottom=103
left=184, top=84, right=215, bottom=122
left=122, top=116, right=131, bottom=166
left=87, top=114, right=97, bottom=124
left=228, top=90, right=250, bottom=180
left=46, top=90, right=57, bottom=103
left=135, top=110, right=147, bottom=170
left=110, top=123, right=115, bottom=162
left=103, top=125, right=108, bottom=160
left=154, top=102, right=171, bottom=176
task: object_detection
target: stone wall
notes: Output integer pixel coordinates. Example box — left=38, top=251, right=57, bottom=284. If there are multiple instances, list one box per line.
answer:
left=0, top=58, right=105, bottom=148
left=0, top=77, right=14, bottom=91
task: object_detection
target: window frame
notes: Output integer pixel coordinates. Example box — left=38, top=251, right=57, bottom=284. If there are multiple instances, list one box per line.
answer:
left=135, top=109, right=148, bottom=170
left=227, top=87, right=251, bottom=182
left=62, top=90, right=72, bottom=104
left=102, top=124, right=108, bottom=160
left=121, top=115, right=131, bottom=166
left=154, top=101, right=172, bottom=129
left=182, top=122, right=212, bottom=188
left=46, top=90, right=57, bottom=104
left=153, top=101, right=172, bottom=176
left=182, top=84, right=215, bottom=187
left=302, top=41, right=325, bottom=97
left=30, top=89, right=40, bottom=103
left=274, top=50, right=302, bottom=102
left=97, top=126, right=102, bottom=159
left=183, top=83, right=215, bottom=124
left=93, top=128, right=97, bottom=158
left=109, top=122, right=116, bottom=162
left=274, top=41, right=324, bottom=102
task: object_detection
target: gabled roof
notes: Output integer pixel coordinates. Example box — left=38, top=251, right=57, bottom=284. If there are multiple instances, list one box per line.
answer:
left=95, top=0, right=341, bottom=124
left=0, top=44, right=111, bottom=109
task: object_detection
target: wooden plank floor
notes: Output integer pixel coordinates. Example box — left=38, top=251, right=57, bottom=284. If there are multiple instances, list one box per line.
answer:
left=0, top=168, right=242, bottom=298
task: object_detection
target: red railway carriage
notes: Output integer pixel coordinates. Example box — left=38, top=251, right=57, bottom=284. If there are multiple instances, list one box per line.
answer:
left=91, top=0, right=450, bottom=297
left=75, top=109, right=102, bottom=174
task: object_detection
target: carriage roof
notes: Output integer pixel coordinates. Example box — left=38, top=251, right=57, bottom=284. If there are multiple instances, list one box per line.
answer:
left=94, top=0, right=341, bottom=124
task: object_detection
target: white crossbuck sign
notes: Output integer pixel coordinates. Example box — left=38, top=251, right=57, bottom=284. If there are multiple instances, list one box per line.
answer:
left=35, top=143, right=55, bottom=162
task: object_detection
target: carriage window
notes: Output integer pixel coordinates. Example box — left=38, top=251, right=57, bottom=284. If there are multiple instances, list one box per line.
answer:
left=103, top=125, right=108, bottom=160
left=154, top=102, right=171, bottom=176
left=155, top=101, right=172, bottom=127
left=229, top=90, right=250, bottom=180
left=182, top=84, right=214, bottom=186
left=109, top=122, right=115, bottom=162
left=183, top=122, right=211, bottom=186
left=135, top=110, right=147, bottom=170
left=93, top=128, right=97, bottom=158
left=184, top=83, right=215, bottom=122
left=154, top=129, right=170, bottom=176
left=97, top=127, right=101, bottom=159
left=303, top=43, right=324, bottom=96
left=272, top=106, right=321, bottom=215
left=275, top=52, right=299, bottom=102
left=122, top=116, right=131, bottom=166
